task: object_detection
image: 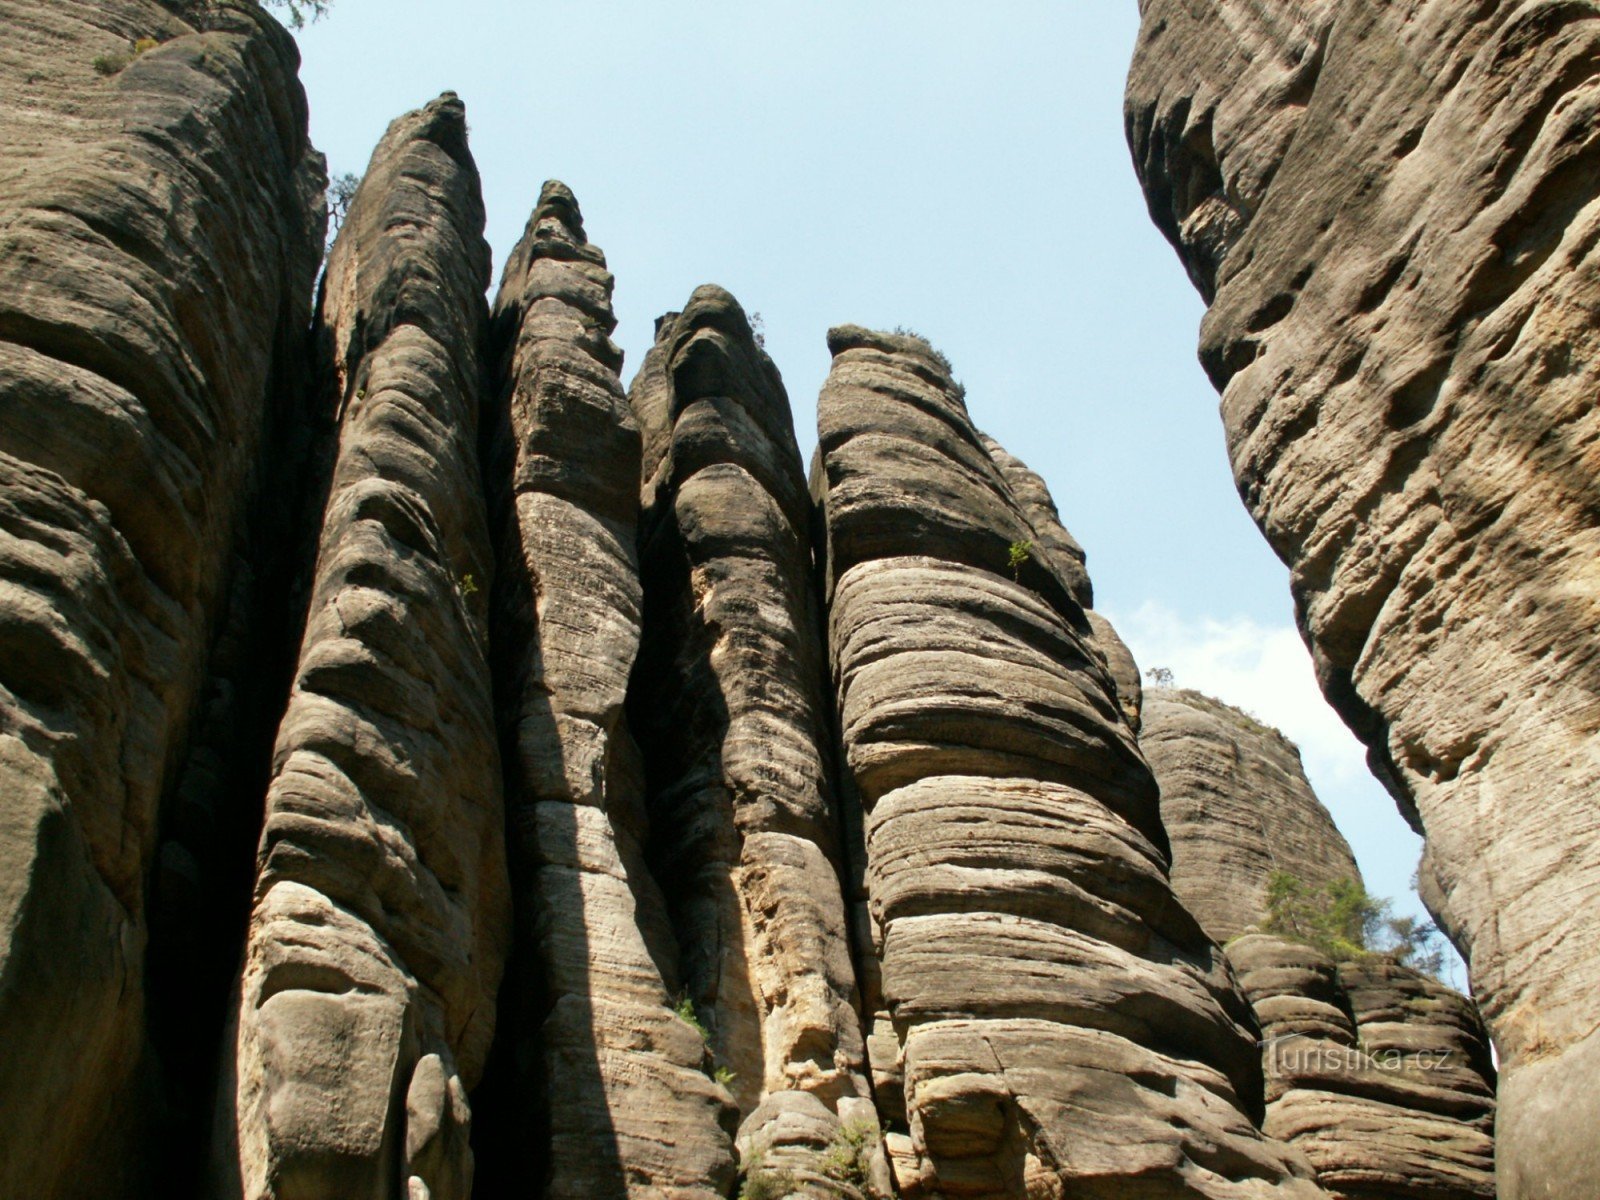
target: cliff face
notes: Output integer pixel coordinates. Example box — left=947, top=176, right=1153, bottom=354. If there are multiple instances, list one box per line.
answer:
left=216, top=94, right=509, bottom=1200
left=0, top=3, right=324, bottom=1195
left=0, top=6, right=1540, bottom=1196
left=1127, top=6, right=1600, bottom=1192
left=1143, top=689, right=1497, bottom=1200
left=815, top=326, right=1325, bottom=1198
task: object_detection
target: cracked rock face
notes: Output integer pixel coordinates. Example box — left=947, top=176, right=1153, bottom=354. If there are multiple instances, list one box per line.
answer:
left=0, top=3, right=323, bottom=1195
left=216, top=95, right=508, bottom=1200
left=629, top=285, right=874, bottom=1186
left=1127, top=5, right=1600, bottom=1192
left=815, top=326, right=1326, bottom=1199
left=487, top=182, right=736, bottom=1199
left=1144, top=689, right=1496, bottom=1200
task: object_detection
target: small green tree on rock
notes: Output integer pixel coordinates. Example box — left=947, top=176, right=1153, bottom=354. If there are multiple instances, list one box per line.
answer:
left=1262, top=871, right=1446, bottom=976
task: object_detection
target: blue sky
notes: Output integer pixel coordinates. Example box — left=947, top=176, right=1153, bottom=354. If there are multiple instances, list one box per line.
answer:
left=292, top=1, right=1458, bottom=985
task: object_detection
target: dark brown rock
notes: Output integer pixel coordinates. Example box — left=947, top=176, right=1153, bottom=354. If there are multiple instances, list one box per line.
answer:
left=0, top=3, right=323, bottom=1195
left=816, top=325, right=1326, bottom=1198
left=488, top=182, right=736, bottom=1199
left=1127, top=6, right=1600, bottom=1191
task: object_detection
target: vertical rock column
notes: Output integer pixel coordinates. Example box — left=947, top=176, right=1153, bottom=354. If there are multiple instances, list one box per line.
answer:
left=489, top=183, right=735, bottom=1199
left=217, top=96, right=509, bottom=1200
left=0, top=3, right=323, bottom=1196
left=628, top=286, right=873, bottom=1183
left=1142, top=688, right=1496, bottom=1199
left=1127, top=6, right=1600, bottom=1190
left=815, top=326, right=1327, bottom=1198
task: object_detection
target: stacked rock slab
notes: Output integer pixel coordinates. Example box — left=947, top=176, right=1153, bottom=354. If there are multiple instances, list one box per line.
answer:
left=0, top=3, right=324, bottom=1195
left=981, top=435, right=1144, bottom=732
left=1127, top=5, right=1600, bottom=1191
left=1142, top=689, right=1495, bottom=1199
left=488, top=182, right=735, bottom=1198
left=216, top=95, right=509, bottom=1200
left=815, top=325, right=1327, bottom=1198
left=628, top=286, right=875, bottom=1185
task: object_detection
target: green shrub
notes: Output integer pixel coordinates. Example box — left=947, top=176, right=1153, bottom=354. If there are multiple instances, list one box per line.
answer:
left=1263, top=871, right=1445, bottom=976
left=674, top=995, right=709, bottom=1042
left=738, top=1152, right=797, bottom=1200
left=820, top=1118, right=879, bottom=1190
left=713, top=1065, right=737, bottom=1088
left=1007, top=539, right=1032, bottom=581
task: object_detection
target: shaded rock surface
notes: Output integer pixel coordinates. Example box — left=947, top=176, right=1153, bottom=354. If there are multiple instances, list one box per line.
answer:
left=0, top=3, right=324, bottom=1195
left=628, top=285, right=873, bottom=1182
left=815, top=325, right=1326, bottom=1198
left=1127, top=5, right=1600, bottom=1192
left=215, top=95, right=508, bottom=1200
left=1143, top=689, right=1496, bottom=1199
left=486, top=182, right=735, bottom=1199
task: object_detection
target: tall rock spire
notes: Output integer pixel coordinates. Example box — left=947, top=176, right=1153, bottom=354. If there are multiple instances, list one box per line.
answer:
left=0, top=3, right=324, bottom=1194
left=1128, top=6, right=1600, bottom=1191
left=814, top=326, right=1327, bottom=1198
left=216, top=93, right=509, bottom=1200
left=486, top=183, right=736, bottom=1198
left=629, top=285, right=875, bottom=1188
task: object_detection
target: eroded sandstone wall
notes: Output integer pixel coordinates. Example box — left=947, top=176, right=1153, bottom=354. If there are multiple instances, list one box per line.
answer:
left=0, top=3, right=324, bottom=1195
left=1143, top=689, right=1496, bottom=1199
left=486, top=182, right=736, bottom=1199
left=1127, top=6, right=1600, bottom=1191
left=815, top=325, right=1327, bottom=1198
left=628, top=286, right=875, bottom=1188
left=215, top=94, right=509, bottom=1200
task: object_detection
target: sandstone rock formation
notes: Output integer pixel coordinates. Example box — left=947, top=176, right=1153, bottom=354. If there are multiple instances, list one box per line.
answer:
left=815, top=326, right=1326, bottom=1198
left=1143, top=689, right=1496, bottom=1199
left=1127, top=6, right=1600, bottom=1192
left=0, top=3, right=324, bottom=1195
left=629, top=286, right=875, bottom=1188
left=215, top=95, right=508, bottom=1200
left=487, top=182, right=735, bottom=1198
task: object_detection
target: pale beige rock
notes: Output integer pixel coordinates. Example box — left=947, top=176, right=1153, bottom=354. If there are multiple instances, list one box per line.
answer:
left=816, top=325, right=1326, bottom=1198
left=629, top=286, right=870, bottom=1174
left=1128, top=5, right=1600, bottom=1192
left=489, top=182, right=735, bottom=1199
left=216, top=95, right=508, bottom=1200
left=0, top=3, right=323, bottom=1195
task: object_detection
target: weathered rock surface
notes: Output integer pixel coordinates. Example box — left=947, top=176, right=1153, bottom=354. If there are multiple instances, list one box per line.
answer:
left=628, top=286, right=873, bottom=1181
left=1143, top=689, right=1496, bottom=1198
left=0, top=3, right=323, bottom=1195
left=816, top=325, right=1326, bottom=1198
left=1142, top=689, right=1360, bottom=945
left=214, top=95, right=508, bottom=1200
left=1128, top=5, right=1600, bottom=1192
left=488, top=182, right=735, bottom=1198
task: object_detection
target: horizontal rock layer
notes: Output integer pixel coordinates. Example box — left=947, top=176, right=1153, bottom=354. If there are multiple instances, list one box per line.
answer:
left=1127, top=5, right=1600, bottom=1193
left=0, top=3, right=323, bottom=1196
left=816, top=325, right=1325, bottom=1198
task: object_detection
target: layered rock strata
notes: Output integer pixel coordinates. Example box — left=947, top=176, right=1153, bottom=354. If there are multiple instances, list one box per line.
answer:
left=629, top=286, right=874, bottom=1186
left=1143, top=689, right=1496, bottom=1199
left=815, top=325, right=1326, bottom=1198
left=216, top=95, right=509, bottom=1200
left=1127, top=6, right=1600, bottom=1190
left=488, top=182, right=735, bottom=1198
left=0, top=3, right=324, bottom=1195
